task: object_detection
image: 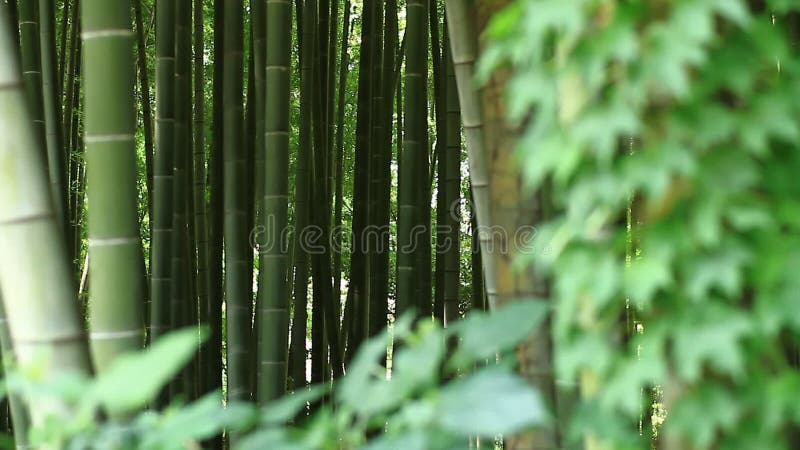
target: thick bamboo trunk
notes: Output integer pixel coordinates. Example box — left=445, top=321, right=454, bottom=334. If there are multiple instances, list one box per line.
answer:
left=0, top=2, right=93, bottom=422
left=82, top=0, right=145, bottom=373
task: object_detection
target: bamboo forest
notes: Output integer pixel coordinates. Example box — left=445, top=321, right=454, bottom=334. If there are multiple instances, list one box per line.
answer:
left=1, top=0, right=800, bottom=449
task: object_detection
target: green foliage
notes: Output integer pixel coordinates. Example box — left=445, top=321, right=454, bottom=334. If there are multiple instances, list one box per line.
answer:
left=9, top=301, right=545, bottom=449
left=482, top=0, right=800, bottom=448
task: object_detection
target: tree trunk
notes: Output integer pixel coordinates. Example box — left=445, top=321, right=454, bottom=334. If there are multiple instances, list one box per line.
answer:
left=445, top=1, right=558, bottom=447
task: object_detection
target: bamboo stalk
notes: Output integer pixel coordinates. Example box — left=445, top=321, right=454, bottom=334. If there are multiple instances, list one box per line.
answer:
left=223, top=0, right=249, bottom=405
left=0, top=2, right=93, bottom=423
left=150, top=0, right=175, bottom=345
left=257, top=0, right=292, bottom=402
left=82, top=0, right=145, bottom=373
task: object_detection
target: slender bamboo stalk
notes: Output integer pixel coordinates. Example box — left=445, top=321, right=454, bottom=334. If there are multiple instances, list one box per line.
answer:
left=151, top=0, right=175, bottom=344
left=331, top=0, right=351, bottom=337
left=243, top=46, right=257, bottom=400
left=0, top=2, right=93, bottom=422
left=63, top=0, right=81, bottom=268
left=442, top=26, right=460, bottom=325
left=398, top=0, right=427, bottom=317
left=324, top=0, right=338, bottom=193
left=38, top=0, right=67, bottom=231
left=206, top=0, right=224, bottom=401
left=365, top=0, right=384, bottom=339
left=82, top=0, right=145, bottom=373
left=56, top=0, right=68, bottom=89
left=193, top=0, right=210, bottom=394
left=431, top=0, right=446, bottom=322
left=172, top=0, right=194, bottom=398
left=258, top=0, right=292, bottom=402
left=346, top=0, right=373, bottom=353
left=67, top=26, right=83, bottom=267
left=223, top=0, right=249, bottom=404
left=251, top=1, right=266, bottom=395
left=291, top=0, right=312, bottom=392
left=18, top=1, right=49, bottom=180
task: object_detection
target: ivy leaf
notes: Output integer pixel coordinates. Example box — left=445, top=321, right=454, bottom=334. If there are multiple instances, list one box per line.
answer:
left=672, top=305, right=752, bottom=381
left=667, top=384, right=742, bottom=448
left=436, top=368, right=547, bottom=436
left=450, top=299, right=549, bottom=367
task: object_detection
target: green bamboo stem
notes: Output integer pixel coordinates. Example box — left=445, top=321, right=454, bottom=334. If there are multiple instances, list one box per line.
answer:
left=432, top=0, right=446, bottom=322
left=443, top=0, right=496, bottom=309
left=151, top=0, right=175, bottom=343
left=82, top=0, right=145, bottom=373
left=63, top=0, right=81, bottom=268
left=442, top=27, right=460, bottom=326
left=258, top=0, right=292, bottom=403
left=172, top=0, right=194, bottom=398
left=193, top=0, right=210, bottom=394
left=223, top=0, right=249, bottom=404
left=243, top=48, right=257, bottom=400
left=346, top=0, right=373, bottom=354
left=56, top=0, right=68, bottom=90
left=206, top=0, right=224, bottom=400
left=251, top=2, right=266, bottom=388
left=291, top=0, right=312, bottom=392
left=0, top=2, right=93, bottom=420
left=398, top=0, right=427, bottom=317
left=368, top=0, right=398, bottom=337
left=18, top=0, right=49, bottom=182
left=307, top=0, right=344, bottom=377
left=331, top=0, right=351, bottom=339
left=38, top=0, right=67, bottom=232
left=365, top=0, right=385, bottom=339
left=67, top=30, right=83, bottom=267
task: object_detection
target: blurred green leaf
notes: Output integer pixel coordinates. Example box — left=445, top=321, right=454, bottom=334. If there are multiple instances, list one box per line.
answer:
left=88, top=327, right=208, bottom=414
left=436, top=368, right=547, bottom=436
